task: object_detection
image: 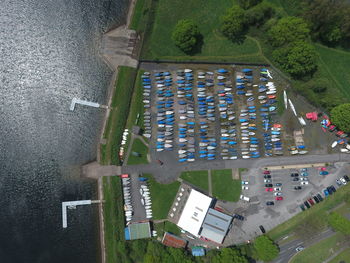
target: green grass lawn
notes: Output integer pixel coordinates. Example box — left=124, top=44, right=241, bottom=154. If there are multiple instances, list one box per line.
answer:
left=180, top=170, right=209, bottom=191
left=290, top=233, right=346, bottom=263
left=103, top=66, right=137, bottom=165
left=127, top=138, right=149, bottom=165
left=154, top=221, right=181, bottom=237
left=329, top=248, right=350, bottom=263
left=268, top=184, right=350, bottom=241
left=141, top=0, right=266, bottom=63
left=211, top=169, right=241, bottom=202
left=143, top=174, right=180, bottom=220
left=314, top=44, right=350, bottom=100
left=102, top=176, right=125, bottom=263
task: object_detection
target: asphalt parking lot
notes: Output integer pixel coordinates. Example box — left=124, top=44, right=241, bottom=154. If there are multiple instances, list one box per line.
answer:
left=221, top=162, right=350, bottom=245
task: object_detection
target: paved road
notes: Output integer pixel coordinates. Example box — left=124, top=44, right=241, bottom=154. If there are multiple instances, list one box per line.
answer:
left=83, top=153, right=349, bottom=182
left=121, top=153, right=349, bottom=183
left=272, top=228, right=335, bottom=263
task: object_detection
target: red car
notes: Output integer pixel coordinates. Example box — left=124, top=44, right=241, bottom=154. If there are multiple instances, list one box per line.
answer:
left=263, top=170, right=271, bottom=175
left=329, top=125, right=336, bottom=132
left=275, top=196, right=283, bottom=201
left=308, top=199, right=315, bottom=205
left=265, top=188, right=273, bottom=192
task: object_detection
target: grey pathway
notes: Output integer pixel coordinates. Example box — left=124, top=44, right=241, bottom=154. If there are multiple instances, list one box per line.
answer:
left=83, top=153, right=350, bottom=182
left=123, top=134, right=135, bottom=165
left=208, top=170, right=212, bottom=196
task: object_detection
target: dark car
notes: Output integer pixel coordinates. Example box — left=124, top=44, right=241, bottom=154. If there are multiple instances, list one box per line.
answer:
left=300, top=204, right=306, bottom=211
left=317, top=193, right=324, bottom=201
left=313, top=196, right=320, bottom=203
left=294, top=186, right=302, bottom=190
left=327, top=186, right=334, bottom=194
left=259, top=225, right=266, bottom=234
left=308, top=198, right=315, bottom=205
left=304, top=201, right=311, bottom=209
left=330, top=185, right=337, bottom=193
left=275, top=183, right=282, bottom=186
left=233, top=214, right=244, bottom=221
left=291, top=173, right=299, bottom=177
left=264, top=175, right=272, bottom=179
left=344, top=175, right=350, bottom=182
left=293, top=177, right=299, bottom=181
left=266, top=201, right=275, bottom=206
left=265, top=183, right=273, bottom=187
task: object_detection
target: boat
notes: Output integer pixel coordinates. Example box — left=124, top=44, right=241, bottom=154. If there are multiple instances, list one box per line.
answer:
left=331, top=141, right=338, bottom=148
left=283, top=90, right=288, bottom=109
left=288, top=99, right=297, bottom=116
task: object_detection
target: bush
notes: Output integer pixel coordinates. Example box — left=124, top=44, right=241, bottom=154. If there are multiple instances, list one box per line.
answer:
left=253, top=235, right=279, bottom=262
left=171, top=19, right=201, bottom=54
left=245, top=1, right=275, bottom=26
left=331, top=103, right=350, bottom=133
left=221, top=5, right=247, bottom=42
left=273, top=41, right=317, bottom=78
left=238, top=0, right=262, bottom=10
left=268, top=16, right=310, bottom=47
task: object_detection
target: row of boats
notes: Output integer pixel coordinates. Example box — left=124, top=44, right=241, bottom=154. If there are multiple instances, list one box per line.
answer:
left=140, top=182, right=153, bottom=219
left=142, top=71, right=153, bottom=139
left=122, top=177, right=133, bottom=222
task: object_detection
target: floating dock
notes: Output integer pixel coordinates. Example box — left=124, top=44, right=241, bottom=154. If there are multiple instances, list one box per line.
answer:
left=70, top=98, right=100, bottom=111
left=62, top=200, right=100, bottom=228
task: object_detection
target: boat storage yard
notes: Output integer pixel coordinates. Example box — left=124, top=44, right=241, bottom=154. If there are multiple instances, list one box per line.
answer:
left=140, top=65, right=316, bottom=164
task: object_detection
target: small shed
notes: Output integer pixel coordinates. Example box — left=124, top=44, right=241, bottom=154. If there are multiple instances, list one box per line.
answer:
left=192, top=246, right=205, bottom=257
left=162, top=232, right=187, bottom=248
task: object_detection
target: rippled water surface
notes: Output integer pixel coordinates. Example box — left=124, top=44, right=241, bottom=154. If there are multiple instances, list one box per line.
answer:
left=0, top=0, right=128, bottom=262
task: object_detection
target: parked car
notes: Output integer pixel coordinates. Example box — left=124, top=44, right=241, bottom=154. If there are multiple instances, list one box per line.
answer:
left=274, top=192, right=282, bottom=196
left=317, top=193, right=324, bottom=201
left=340, top=177, right=347, bottom=185
left=293, top=177, right=299, bottom=181
left=263, top=170, right=271, bottom=175
left=291, top=173, right=299, bottom=177
left=336, top=179, right=342, bottom=186
left=313, top=196, right=320, bottom=203
left=294, top=186, right=302, bottom=190
left=274, top=187, right=282, bottom=191
left=308, top=198, right=315, bottom=205
left=265, top=184, right=273, bottom=187
left=241, top=181, right=249, bottom=185
left=344, top=175, right=350, bottom=182
left=233, top=214, right=245, bottom=220
left=296, top=246, right=305, bottom=252
left=323, top=189, right=329, bottom=196
left=259, top=225, right=266, bottom=233
left=275, top=183, right=282, bottom=186
left=300, top=204, right=306, bottom=211
left=265, top=188, right=274, bottom=192
left=264, top=175, right=271, bottom=179
left=304, top=201, right=311, bottom=209
left=275, top=196, right=283, bottom=201
left=266, top=201, right=275, bottom=206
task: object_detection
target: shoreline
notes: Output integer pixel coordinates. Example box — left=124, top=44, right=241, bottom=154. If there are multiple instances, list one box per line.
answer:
left=96, top=1, right=139, bottom=262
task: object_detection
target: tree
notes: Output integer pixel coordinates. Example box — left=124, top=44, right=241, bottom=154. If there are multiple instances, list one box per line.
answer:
left=212, top=247, right=248, bottom=263
left=238, top=0, right=262, bottom=10
left=328, top=212, right=350, bottom=235
left=221, top=6, right=247, bottom=42
left=253, top=235, right=279, bottom=262
left=171, top=19, right=201, bottom=54
left=273, top=41, right=317, bottom=78
left=245, top=1, right=275, bottom=26
left=331, top=103, right=350, bottom=133
left=268, top=16, right=310, bottom=47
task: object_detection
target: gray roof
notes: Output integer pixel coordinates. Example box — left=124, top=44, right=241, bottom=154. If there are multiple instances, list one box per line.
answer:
left=199, top=208, right=233, bottom=244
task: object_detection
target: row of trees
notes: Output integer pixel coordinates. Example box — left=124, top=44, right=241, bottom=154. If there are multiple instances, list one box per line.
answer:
left=113, top=234, right=279, bottom=263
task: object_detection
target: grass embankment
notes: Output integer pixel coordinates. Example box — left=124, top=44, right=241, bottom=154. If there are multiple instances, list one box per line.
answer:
left=211, top=169, right=241, bottom=202
left=290, top=233, right=346, bottom=263
left=180, top=170, right=209, bottom=191
left=141, top=0, right=266, bottom=63
left=144, top=174, right=180, bottom=220
left=127, top=138, right=149, bottom=165
left=102, top=176, right=125, bottom=263
left=329, top=248, right=350, bottom=263
left=154, top=221, right=181, bottom=237
left=268, top=184, right=350, bottom=241
left=102, top=66, right=137, bottom=165
left=129, top=0, right=154, bottom=33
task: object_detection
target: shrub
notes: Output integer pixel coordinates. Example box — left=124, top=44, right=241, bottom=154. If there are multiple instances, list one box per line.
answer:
left=330, top=103, right=350, bottom=133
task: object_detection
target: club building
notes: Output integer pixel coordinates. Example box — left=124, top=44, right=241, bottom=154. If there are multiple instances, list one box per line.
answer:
left=176, top=189, right=233, bottom=244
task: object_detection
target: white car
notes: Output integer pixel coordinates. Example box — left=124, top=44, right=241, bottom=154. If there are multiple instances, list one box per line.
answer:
left=273, top=192, right=282, bottom=196
left=340, top=177, right=347, bottom=185
left=242, top=186, right=249, bottom=190
left=274, top=187, right=282, bottom=191
left=241, top=181, right=249, bottom=185
left=240, top=195, right=250, bottom=202
left=301, top=181, right=309, bottom=185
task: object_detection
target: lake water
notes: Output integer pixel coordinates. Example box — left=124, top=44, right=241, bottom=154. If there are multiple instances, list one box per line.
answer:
left=0, top=0, right=128, bottom=262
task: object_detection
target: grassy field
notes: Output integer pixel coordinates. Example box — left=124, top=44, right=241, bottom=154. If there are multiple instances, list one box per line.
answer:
left=103, top=66, right=137, bottom=165
left=268, top=184, right=350, bottom=241
left=329, top=248, right=350, bottom=263
left=154, top=221, right=181, bottom=237
left=180, top=170, right=209, bottom=191
left=127, top=138, right=149, bottom=165
left=144, top=174, right=180, bottom=220
left=141, top=0, right=266, bottom=63
left=211, top=169, right=241, bottom=202
left=102, top=176, right=125, bottom=263
left=290, top=233, right=346, bottom=263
